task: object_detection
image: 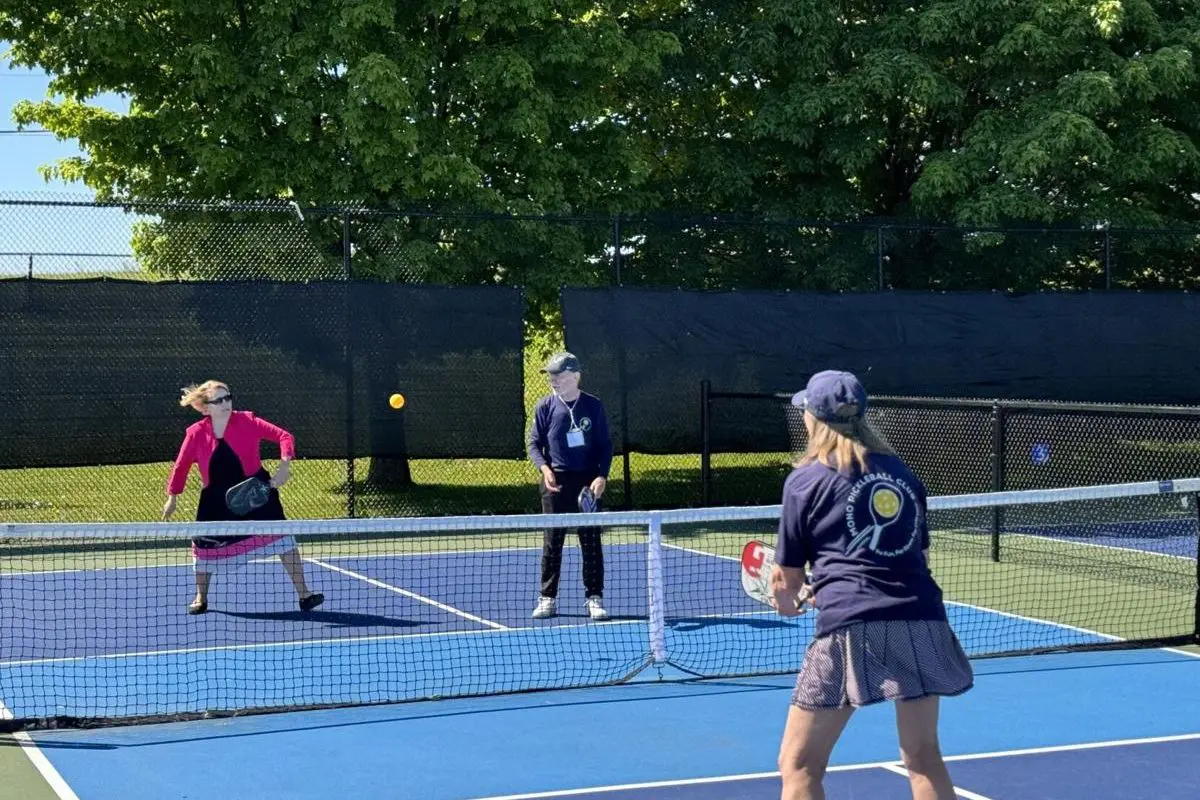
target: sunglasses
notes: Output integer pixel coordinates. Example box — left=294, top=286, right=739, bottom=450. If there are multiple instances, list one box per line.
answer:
left=206, top=395, right=233, bottom=406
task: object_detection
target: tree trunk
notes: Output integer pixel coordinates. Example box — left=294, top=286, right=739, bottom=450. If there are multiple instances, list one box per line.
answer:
left=366, top=455, right=413, bottom=487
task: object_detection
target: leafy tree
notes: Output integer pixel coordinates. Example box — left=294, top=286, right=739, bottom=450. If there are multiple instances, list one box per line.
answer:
left=2, top=0, right=676, bottom=296
left=1, top=0, right=678, bottom=487
left=629, top=0, right=1200, bottom=289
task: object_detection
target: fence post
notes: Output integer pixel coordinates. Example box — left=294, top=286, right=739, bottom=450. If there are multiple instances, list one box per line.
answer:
left=612, top=216, right=622, bottom=286
left=27, top=254, right=33, bottom=279
left=700, top=380, right=712, bottom=506
left=1104, top=226, right=1112, bottom=289
left=989, top=401, right=1005, bottom=562
left=611, top=287, right=634, bottom=510
left=1194, top=493, right=1200, bottom=643
left=343, top=212, right=357, bottom=519
left=876, top=225, right=885, bottom=290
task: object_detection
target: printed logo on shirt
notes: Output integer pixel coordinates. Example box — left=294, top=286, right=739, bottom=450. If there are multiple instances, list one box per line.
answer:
left=844, top=472, right=922, bottom=557
left=578, top=417, right=592, bottom=432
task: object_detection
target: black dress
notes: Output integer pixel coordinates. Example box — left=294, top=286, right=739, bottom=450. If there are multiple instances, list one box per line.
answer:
left=192, top=438, right=288, bottom=559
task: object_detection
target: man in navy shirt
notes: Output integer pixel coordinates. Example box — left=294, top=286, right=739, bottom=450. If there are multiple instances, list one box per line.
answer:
left=527, top=352, right=613, bottom=620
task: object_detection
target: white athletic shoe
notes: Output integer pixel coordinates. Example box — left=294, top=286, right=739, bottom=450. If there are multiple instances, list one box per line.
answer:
left=586, top=596, right=609, bottom=621
left=532, top=596, right=557, bottom=619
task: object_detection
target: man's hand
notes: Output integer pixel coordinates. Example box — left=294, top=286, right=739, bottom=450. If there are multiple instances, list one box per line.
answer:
left=541, top=465, right=561, bottom=492
left=589, top=476, right=607, bottom=498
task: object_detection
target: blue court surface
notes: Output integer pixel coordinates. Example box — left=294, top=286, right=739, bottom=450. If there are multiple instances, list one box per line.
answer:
left=10, top=649, right=1200, bottom=799
left=3, top=537, right=1199, bottom=798
left=1008, top=516, right=1197, bottom=558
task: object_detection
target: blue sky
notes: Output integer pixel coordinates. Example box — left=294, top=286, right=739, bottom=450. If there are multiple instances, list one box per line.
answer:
left=0, top=49, right=130, bottom=195
left=2, top=44, right=138, bottom=273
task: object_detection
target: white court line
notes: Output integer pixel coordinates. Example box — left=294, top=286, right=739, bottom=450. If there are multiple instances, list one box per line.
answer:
left=1004, top=531, right=1195, bottom=562
left=0, top=608, right=787, bottom=669
left=665, top=542, right=1200, bottom=660
left=0, top=626, right=517, bottom=667
left=0, top=608, right=779, bottom=669
left=466, top=732, right=1200, bottom=800
left=1, top=697, right=79, bottom=800
left=663, top=542, right=739, bottom=563
left=879, top=763, right=993, bottom=800
left=8, top=732, right=80, bottom=800
left=306, top=558, right=510, bottom=631
left=0, top=542, right=650, bottom=578
left=940, top=600, right=1200, bottom=661
left=945, top=523, right=1196, bottom=563
left=0, top=617, right=647, bottom=668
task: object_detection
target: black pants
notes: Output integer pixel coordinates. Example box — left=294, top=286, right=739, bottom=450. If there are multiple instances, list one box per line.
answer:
left=540, top=470, right=604, bottom=599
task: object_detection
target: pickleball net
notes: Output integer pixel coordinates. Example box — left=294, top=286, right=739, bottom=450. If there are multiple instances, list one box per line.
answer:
left=2, top=477, right=1197, bottom=730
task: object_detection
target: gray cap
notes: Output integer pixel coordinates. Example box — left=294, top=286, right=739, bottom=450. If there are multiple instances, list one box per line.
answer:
left=541, top=351, right=582, bottom=374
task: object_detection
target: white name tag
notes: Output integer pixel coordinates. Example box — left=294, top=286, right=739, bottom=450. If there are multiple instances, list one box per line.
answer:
left=566, top=429, right=586, bottom=448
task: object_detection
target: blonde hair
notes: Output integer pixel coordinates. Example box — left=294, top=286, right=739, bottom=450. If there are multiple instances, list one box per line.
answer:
left=179, top=380, right=229, bottom=412
left=797, top=412, right=895, bottom=475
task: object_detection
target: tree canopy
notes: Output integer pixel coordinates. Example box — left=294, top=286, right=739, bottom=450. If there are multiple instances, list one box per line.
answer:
left=3, top=0, right=1199, bottom=290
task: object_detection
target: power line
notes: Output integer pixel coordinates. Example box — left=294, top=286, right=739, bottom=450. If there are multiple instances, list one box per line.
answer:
left=0, top=129, right=54, bottom=135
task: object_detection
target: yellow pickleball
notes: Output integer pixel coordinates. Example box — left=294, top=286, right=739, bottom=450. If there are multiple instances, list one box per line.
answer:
left=389, top=393, right=406, bottom=410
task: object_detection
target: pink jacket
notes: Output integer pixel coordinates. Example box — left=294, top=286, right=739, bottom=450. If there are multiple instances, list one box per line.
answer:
left=167, top=411, right=296, bottom=496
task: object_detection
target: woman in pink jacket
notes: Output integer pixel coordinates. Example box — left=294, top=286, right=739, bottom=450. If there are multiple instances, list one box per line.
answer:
left=163, top=380, right=325, bottom=615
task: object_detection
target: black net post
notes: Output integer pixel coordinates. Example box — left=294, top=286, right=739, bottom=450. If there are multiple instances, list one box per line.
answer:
left=876, top=225, right=885, bottom=290
left=611, top=215, right=622, bottom=286
left=700, top=380, right=712, bottom=506
left=343, top=213, right=356, bottom=518
left=1194, top=491, right=1200, bottom=643
left=613, top=294, right=634, bottom=510
left=1104, top=226, right=1113, bottom=290
left=989, top=401, right=1005, bottom=562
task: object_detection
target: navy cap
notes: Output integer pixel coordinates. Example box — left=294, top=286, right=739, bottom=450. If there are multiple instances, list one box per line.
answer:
left=791, top=370, right=868, bottom=424
left=541, top=352, right=582, bottom=374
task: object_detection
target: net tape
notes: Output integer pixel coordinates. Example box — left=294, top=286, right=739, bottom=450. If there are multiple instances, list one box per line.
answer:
left=6, top=477, right=1199, bottom=540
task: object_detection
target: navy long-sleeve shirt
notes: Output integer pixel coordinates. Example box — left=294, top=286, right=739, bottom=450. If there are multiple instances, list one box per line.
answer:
left=527, top=392, right=613, bottom=478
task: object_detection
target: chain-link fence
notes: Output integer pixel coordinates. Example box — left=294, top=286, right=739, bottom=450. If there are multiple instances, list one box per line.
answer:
left=701, top=387, right=1200, bottom=507
left=4, top=198, right=1199, bottom=289
left=3, top=196, right=1200, bottom=524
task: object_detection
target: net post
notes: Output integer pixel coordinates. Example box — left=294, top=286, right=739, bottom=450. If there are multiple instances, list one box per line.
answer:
left=612, top=295, right=634, bottom=511
left=700, top=380, right=712, bottom=506
left=343, top=212, right=356, bottom=519
left=1194, top=492, right=1200, bottom=643
left=647, top=514, right=668, bottom=664
left=989, top=401, right=1005, bottom=562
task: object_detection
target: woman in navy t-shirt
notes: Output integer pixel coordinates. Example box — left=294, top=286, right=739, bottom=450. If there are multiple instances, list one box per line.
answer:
left=770, top=370, right=973, bottom=800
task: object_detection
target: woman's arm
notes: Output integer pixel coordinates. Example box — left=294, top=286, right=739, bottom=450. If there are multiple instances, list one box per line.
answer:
left=166, top=430, right=195, bottom=496
left=250, top=415, right=296, bottom=460
left=164, top=431, right=195, bottom=518
left=250, top=414, right=296, bottom=487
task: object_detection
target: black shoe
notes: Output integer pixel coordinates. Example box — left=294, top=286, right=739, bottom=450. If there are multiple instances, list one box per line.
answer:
left=299, top=593, right=325, bottom=612
left=188, top=600, right=208, bottom=615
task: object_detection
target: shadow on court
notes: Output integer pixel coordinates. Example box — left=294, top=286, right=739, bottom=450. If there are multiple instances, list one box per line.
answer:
left=31, top=679, right=795, bottom=751
left=214, top=610, right=424, bottom=628
left=2, top=738, right=117, bottom=751
left=668, top=617, right=796, bottom=631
